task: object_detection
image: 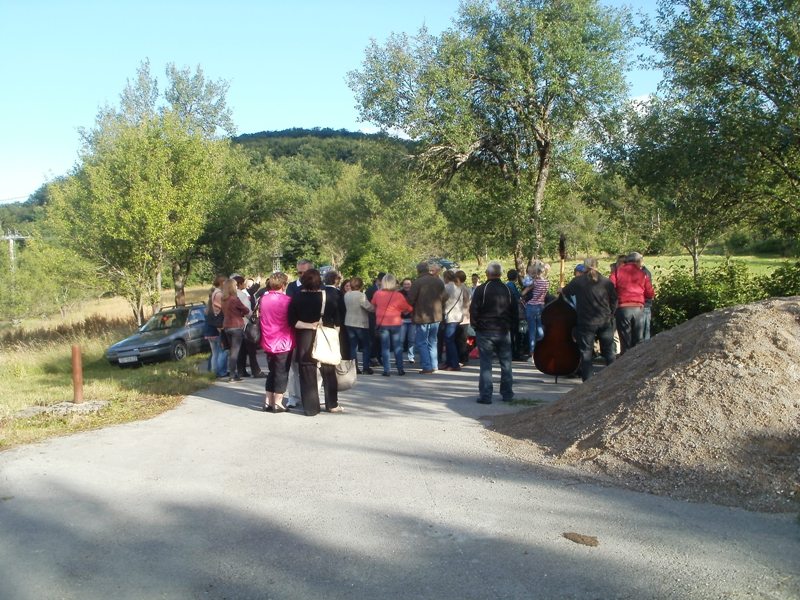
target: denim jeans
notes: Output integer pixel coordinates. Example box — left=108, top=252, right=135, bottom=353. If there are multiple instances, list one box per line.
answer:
left=400, top=320, right=415, bottom=361
left=643, top=306, right=652, bottom=341
left=475, top=330, right=514, bottom=402
left=576, top=320, right=616, bottom=381
left=615, top=306, right=645, bottom=353
left=206, top=335, right=228, bottom=377
left=347, top=326, right=371, bottom=372
left=379, top=325, right=404, bottom=374
left=525, top=303, right=544, bottom=353
left=415, top=322, right=440, bottom=371
left=444, top=322, right=460, bottom=368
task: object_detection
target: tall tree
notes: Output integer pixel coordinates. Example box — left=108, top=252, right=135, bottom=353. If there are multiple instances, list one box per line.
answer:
left=348, top=0, right=631, bottom=264
left=46, top=60, right=231, bottom=320
left=652, top=0, right=800, bottom=221
left=48, top=112, right=225, bottom=321
left=627, top=99, right=750, bottom=277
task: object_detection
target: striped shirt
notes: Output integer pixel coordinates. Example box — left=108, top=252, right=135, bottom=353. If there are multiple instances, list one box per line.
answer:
left=526, top=278, right=549, bottom=305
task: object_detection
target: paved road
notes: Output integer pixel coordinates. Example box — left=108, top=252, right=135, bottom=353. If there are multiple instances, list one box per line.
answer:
left=1, top=363, right=798, bottom=599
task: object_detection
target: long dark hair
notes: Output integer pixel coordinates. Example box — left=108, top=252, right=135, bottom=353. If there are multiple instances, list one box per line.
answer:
left=300, top=269, right=322, bottom=291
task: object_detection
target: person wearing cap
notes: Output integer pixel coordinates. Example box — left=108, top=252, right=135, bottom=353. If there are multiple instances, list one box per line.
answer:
left=561, top=257, right=618, bottom=381
left=610, top=252, right=655, bottom=353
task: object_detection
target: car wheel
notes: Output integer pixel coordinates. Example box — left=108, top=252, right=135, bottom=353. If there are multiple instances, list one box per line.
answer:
left=171, top=340, right=188, bottom=361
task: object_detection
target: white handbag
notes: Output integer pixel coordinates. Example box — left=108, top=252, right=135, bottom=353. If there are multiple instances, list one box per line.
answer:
left=311, top=291, right=341, bottom=365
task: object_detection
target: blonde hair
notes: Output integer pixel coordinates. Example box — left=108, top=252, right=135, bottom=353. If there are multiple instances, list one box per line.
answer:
left=527, top=260, right=545, bottom=278
left=268, top=271, right=288, bottom=290
left=222, top=278, right=239, bottom=300
left=381, top=273, right=398, bottom=291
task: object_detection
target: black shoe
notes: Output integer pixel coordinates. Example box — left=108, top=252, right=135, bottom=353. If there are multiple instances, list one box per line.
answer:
left=476, top=398, right=492, bottom=405
left=357, top=369, right=363, bottom=375
left=398, top=369, right=405, bottom=376
left=382, top=372, right=390, bottom=377
left=239, top=371, right=251, bottom=378
left=253, top=371, right=267, bottom=378
left=364, top=368, right=374, bottom=375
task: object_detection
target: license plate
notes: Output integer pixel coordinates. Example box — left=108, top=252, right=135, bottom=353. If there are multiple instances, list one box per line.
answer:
left=119, top=355, right=139, bottom=364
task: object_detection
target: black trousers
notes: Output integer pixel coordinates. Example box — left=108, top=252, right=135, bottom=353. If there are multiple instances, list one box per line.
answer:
left=576, top=320, right=616, bottom=381
left=237, top=337, right=260, bottom=375
left=265, top=350, right=293, bottom=394
left=295, top=329, right=339, bottom=416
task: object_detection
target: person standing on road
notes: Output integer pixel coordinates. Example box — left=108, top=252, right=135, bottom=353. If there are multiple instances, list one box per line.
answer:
left=344, top=277, right=375, bottom=375
left=561, top=257, right=618, bottom=381
left=469, top=261, right=517, bottom=404
left=609, top=251, right=654, bottom=353
left=221, top=278, right=251, bottom=383
left=284, top=260, right=314, bottom=408
left=371, top=273, right=413, bottom=376
left=258, top=272, right=294, bottom=412
left=407, top=261, right=447, bottom=374
left=204, top=275, right=228, bottom=378
left=288, top=269, right=344, bottom=416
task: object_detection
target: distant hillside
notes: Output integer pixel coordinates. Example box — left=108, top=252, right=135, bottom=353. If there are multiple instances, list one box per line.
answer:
left=232, top=127, right=417, bottom=164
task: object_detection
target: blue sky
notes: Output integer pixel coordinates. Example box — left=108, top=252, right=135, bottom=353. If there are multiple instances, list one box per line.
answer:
left=0, top=0, right=660, bottom=204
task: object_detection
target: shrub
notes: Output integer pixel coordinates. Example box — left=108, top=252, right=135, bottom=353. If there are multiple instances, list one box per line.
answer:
left=758, top=261, right=800, bottom=298
left=651, top=260, right=760, bottom=333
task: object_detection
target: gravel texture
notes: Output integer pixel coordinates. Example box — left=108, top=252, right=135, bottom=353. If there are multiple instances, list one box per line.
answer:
left=490, top=297, right=800, bottom=512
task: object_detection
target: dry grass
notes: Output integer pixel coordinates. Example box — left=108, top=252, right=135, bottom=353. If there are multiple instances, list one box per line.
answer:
left=0, top=286, right=215, bottom=450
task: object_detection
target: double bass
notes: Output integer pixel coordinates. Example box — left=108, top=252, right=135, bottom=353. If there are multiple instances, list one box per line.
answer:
left=532, top=235, right=581, bottom=382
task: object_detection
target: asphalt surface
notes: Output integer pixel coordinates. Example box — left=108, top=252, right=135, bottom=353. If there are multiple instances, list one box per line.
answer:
left=1, top=361, right=798, bottom=599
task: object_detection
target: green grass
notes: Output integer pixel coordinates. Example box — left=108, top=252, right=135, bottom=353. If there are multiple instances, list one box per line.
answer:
left=456, top=253, right=790, bottom=283
left=0, top=319, right=216, bottom=450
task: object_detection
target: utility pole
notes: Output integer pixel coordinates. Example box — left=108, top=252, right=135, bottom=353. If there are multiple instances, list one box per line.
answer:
left=2, top=229, right=29, bottom=272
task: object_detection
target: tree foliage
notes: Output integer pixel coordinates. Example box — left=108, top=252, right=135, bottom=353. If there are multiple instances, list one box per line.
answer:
left=652, top=0, right=800, bottom=225
left=45, top=61, right=231, bottom=322
left=348, top=0, right=632, bottom=262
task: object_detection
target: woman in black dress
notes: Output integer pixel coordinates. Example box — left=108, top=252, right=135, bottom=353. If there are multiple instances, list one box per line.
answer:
left=287, top=269, right=345, bottom=416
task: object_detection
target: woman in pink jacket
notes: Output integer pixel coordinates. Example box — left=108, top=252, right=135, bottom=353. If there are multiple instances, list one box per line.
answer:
left=371, top=274, right=413, bottom=376
left=258, top=272, right=295, bottom=412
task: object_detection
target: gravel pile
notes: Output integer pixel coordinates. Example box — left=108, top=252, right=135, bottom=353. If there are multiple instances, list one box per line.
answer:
left=490, top=297, right=800, bottom=512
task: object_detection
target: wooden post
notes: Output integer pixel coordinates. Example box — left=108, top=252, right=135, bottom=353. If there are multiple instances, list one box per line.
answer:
left=71, top=345, right=83, bottom=404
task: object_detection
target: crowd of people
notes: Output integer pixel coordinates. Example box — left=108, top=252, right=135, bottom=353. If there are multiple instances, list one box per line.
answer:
left=202, top=253, right=654, bottom=415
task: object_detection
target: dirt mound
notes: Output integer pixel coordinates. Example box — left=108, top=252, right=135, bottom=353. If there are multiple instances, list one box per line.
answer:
left=490, top=297, right=800, bottom=512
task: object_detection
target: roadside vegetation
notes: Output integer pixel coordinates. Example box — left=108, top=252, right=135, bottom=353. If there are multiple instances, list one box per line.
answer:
left=0, top=290, right=214, bottom=450
left=2, top=1, right=800, bottom=449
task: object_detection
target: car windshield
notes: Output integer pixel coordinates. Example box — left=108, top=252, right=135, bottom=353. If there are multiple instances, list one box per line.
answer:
left=141, top=311, right=187, bottom=332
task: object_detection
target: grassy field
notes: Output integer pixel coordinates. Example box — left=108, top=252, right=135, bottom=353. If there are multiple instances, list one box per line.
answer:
left=456, top=253, right=789, bottom=282
left=0, top=286, right=216, bottom=450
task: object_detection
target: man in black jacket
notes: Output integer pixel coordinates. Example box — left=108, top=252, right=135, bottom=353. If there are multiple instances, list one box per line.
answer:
left=469, top=261, right=517, bottom=404
left=561, top=257, right=618, bottom=381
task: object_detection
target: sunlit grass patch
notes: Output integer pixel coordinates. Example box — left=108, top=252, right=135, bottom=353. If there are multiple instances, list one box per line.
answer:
left=0, top=327, right=214, bottom=450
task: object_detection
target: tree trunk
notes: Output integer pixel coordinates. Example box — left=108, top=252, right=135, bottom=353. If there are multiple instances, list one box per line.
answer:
left=172, top=260, right=189, bottom=306
left=513, top=239, right=524, bottom=273
left=530, top=141, right=551, bottom=258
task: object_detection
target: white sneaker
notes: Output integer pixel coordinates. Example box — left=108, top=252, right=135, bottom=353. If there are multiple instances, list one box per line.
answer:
left=527, top=356, right=534, bottom=364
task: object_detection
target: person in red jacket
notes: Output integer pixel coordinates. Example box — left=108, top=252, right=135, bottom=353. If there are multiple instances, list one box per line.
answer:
left=610, top=251, right=655, bottom=353
left=372, top=274, right=414, bottom=376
